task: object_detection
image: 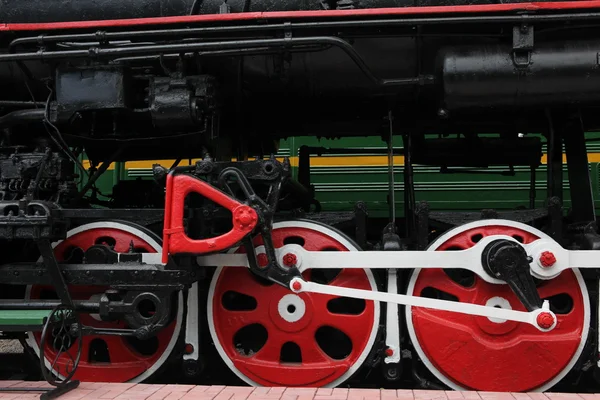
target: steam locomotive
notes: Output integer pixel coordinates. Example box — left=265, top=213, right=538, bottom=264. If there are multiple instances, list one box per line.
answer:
left=1, top=0, right=600, bottom=394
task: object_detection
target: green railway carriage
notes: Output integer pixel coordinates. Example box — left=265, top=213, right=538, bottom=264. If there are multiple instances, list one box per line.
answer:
left=80, top=134, right=600, bottom=218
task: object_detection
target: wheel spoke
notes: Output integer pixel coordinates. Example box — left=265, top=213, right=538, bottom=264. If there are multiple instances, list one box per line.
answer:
left=418, top=269, right=476, bottom=303
left=254, top=334, right=286, bottom=362
left=323, top=314, right=371, bottom=344
left=215, top=268, right=277, bottom=306
left=329, top=269, right=372, bottom=290
left=294, top=333, right=329, bottom=363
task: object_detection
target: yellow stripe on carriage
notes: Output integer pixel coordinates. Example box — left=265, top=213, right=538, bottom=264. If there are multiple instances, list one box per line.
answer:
left=80, top=153, right=600, bottom=171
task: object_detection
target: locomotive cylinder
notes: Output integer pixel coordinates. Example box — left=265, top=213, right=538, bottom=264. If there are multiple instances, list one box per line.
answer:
left=440, top=40, right=600, bottom=109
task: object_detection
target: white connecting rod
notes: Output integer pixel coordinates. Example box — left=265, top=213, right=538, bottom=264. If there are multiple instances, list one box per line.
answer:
left=194, top=234, right=600, bottom=283
left=195, top=234, right=527, bottom=284
left=289, top=278, right=555, bottom=332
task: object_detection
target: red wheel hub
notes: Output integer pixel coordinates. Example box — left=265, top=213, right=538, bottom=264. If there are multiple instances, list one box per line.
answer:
left=27, top=223, right=181, bottom=383
left=209, top=223, right=378, bottom=387
left=408, top=224, right=588, bottom=392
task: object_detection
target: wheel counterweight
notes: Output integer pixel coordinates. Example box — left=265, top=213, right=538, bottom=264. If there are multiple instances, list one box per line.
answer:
left=207, top=220, right=380, bottom=387
left=406, top=220, right=590, bottom=392
left=25, top=221, right=184, bottom=383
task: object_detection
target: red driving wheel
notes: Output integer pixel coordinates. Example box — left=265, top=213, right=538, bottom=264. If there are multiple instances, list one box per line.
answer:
left=406, top=221, right=590, bottom=392
left=208, top=220, right=380, bottom=387
left=26, top=221, right=183, bottom=383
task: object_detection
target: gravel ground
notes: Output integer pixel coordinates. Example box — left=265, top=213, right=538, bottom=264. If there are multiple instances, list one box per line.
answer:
left=0, top=339, right=23, bottom=353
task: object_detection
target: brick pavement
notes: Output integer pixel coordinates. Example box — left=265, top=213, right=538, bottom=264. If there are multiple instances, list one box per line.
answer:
left=0, top=382, right=594, bottom=400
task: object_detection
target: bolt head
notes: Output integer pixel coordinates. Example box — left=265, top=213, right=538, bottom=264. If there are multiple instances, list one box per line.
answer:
left=184, top=343, right=194, bottom=354
left=292, top=281, right=302, bottom=291
left=539, top=251, right=557, bottom=268
left=536, top=311, right=555, bottom=329
left=257, top=253, right=268, bottom=268
left=385, top=347, right=394, bottom=357
left=283, top=253, right=298, bottom=267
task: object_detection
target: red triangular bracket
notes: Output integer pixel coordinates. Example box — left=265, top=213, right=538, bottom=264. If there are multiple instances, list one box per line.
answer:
left=162, top=173, right=257, bottom=263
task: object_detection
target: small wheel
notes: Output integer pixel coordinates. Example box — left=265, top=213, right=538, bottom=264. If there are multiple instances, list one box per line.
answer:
left=207, top=220, right=380, bottom=387
left=405, top=220, right=590, bottom=392
left=25, top=221, right=184, bottom=383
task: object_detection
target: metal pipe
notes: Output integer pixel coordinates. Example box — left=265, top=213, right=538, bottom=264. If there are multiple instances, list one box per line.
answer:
left=1, top=36, right=432, bottom=87
left=0, top=299, right=100, bottom=311
left=112, top=45, right=330, bottom=63
left=0, top=109, right=45, bottom=128
left=0, top=100, right=45, bottom=108
left=9, top=11, right=600, bottom=51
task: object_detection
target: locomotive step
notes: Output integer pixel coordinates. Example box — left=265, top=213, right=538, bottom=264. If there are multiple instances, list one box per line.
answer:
left=0, top=310, right=51, bottom=332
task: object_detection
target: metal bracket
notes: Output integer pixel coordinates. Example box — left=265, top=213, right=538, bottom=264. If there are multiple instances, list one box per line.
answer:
left=512, top=24, right=534, bottom=68
left=162, top=172, right=257, bottom=263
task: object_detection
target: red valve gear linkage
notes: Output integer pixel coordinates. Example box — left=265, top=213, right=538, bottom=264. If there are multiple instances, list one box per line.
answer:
left=162, top=173, right=258, bottom=263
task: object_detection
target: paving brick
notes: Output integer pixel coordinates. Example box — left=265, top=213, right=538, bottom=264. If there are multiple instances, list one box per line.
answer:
left=181, top=386, right=226, bottom=400
left=55, top=389, right=96, bottom=400
left=163, top=386, right=196, bottom=392
left=478, top=392, right=516, bottom=400
left=269, top=388, right=288, bottom=396
left=0, top=394, right=25, bottom=400
left=187, top=386, right=212, bottom=394
left=114, top=394, right=155, bottom=400
left=283, top=387, right=317, bottom=400
left=124, top=384, right=166, bottom=395
left=314, top=388, right=348, bottom=400
left=218, top=386, right=256, bottom=400
left=250, top=388, right=272, bottom=396
left=381, top=390, right=397, bottom=399
left=80, top=382, right=112, bottom=390
left=544, top=395, right=583, bottom=400
left=0, top=381, right=24, bottom=389
left=578, top=395, right=600, bottom=400
left=461, top=393, right=482, bottom=400
left=6, top=392, right=40, bottom=400
left=280, top=395, right=301, bottom=400
left=163, top=393, right=195, bottom=400
left=413, top=391, right=448, bottom=400
left=80, top=389, right=115, bottom=400
left=284, top=389, right=317, bottom=395
left=249, top=397, right=284, bottom=400
left=102, top=391, right=136, bottom=399
left=148, top=385, right=198, bottom=400
left=104, top=383, right=139, bottom=391
left=347, top=388, right=381, bottom=400
left=522, top=394, right=549, bottom=400
left=395, top=390, right=416, bottom=400
left=2, top=380, right=51, bottom=390
left=444, top=392, right=464, bottom=400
